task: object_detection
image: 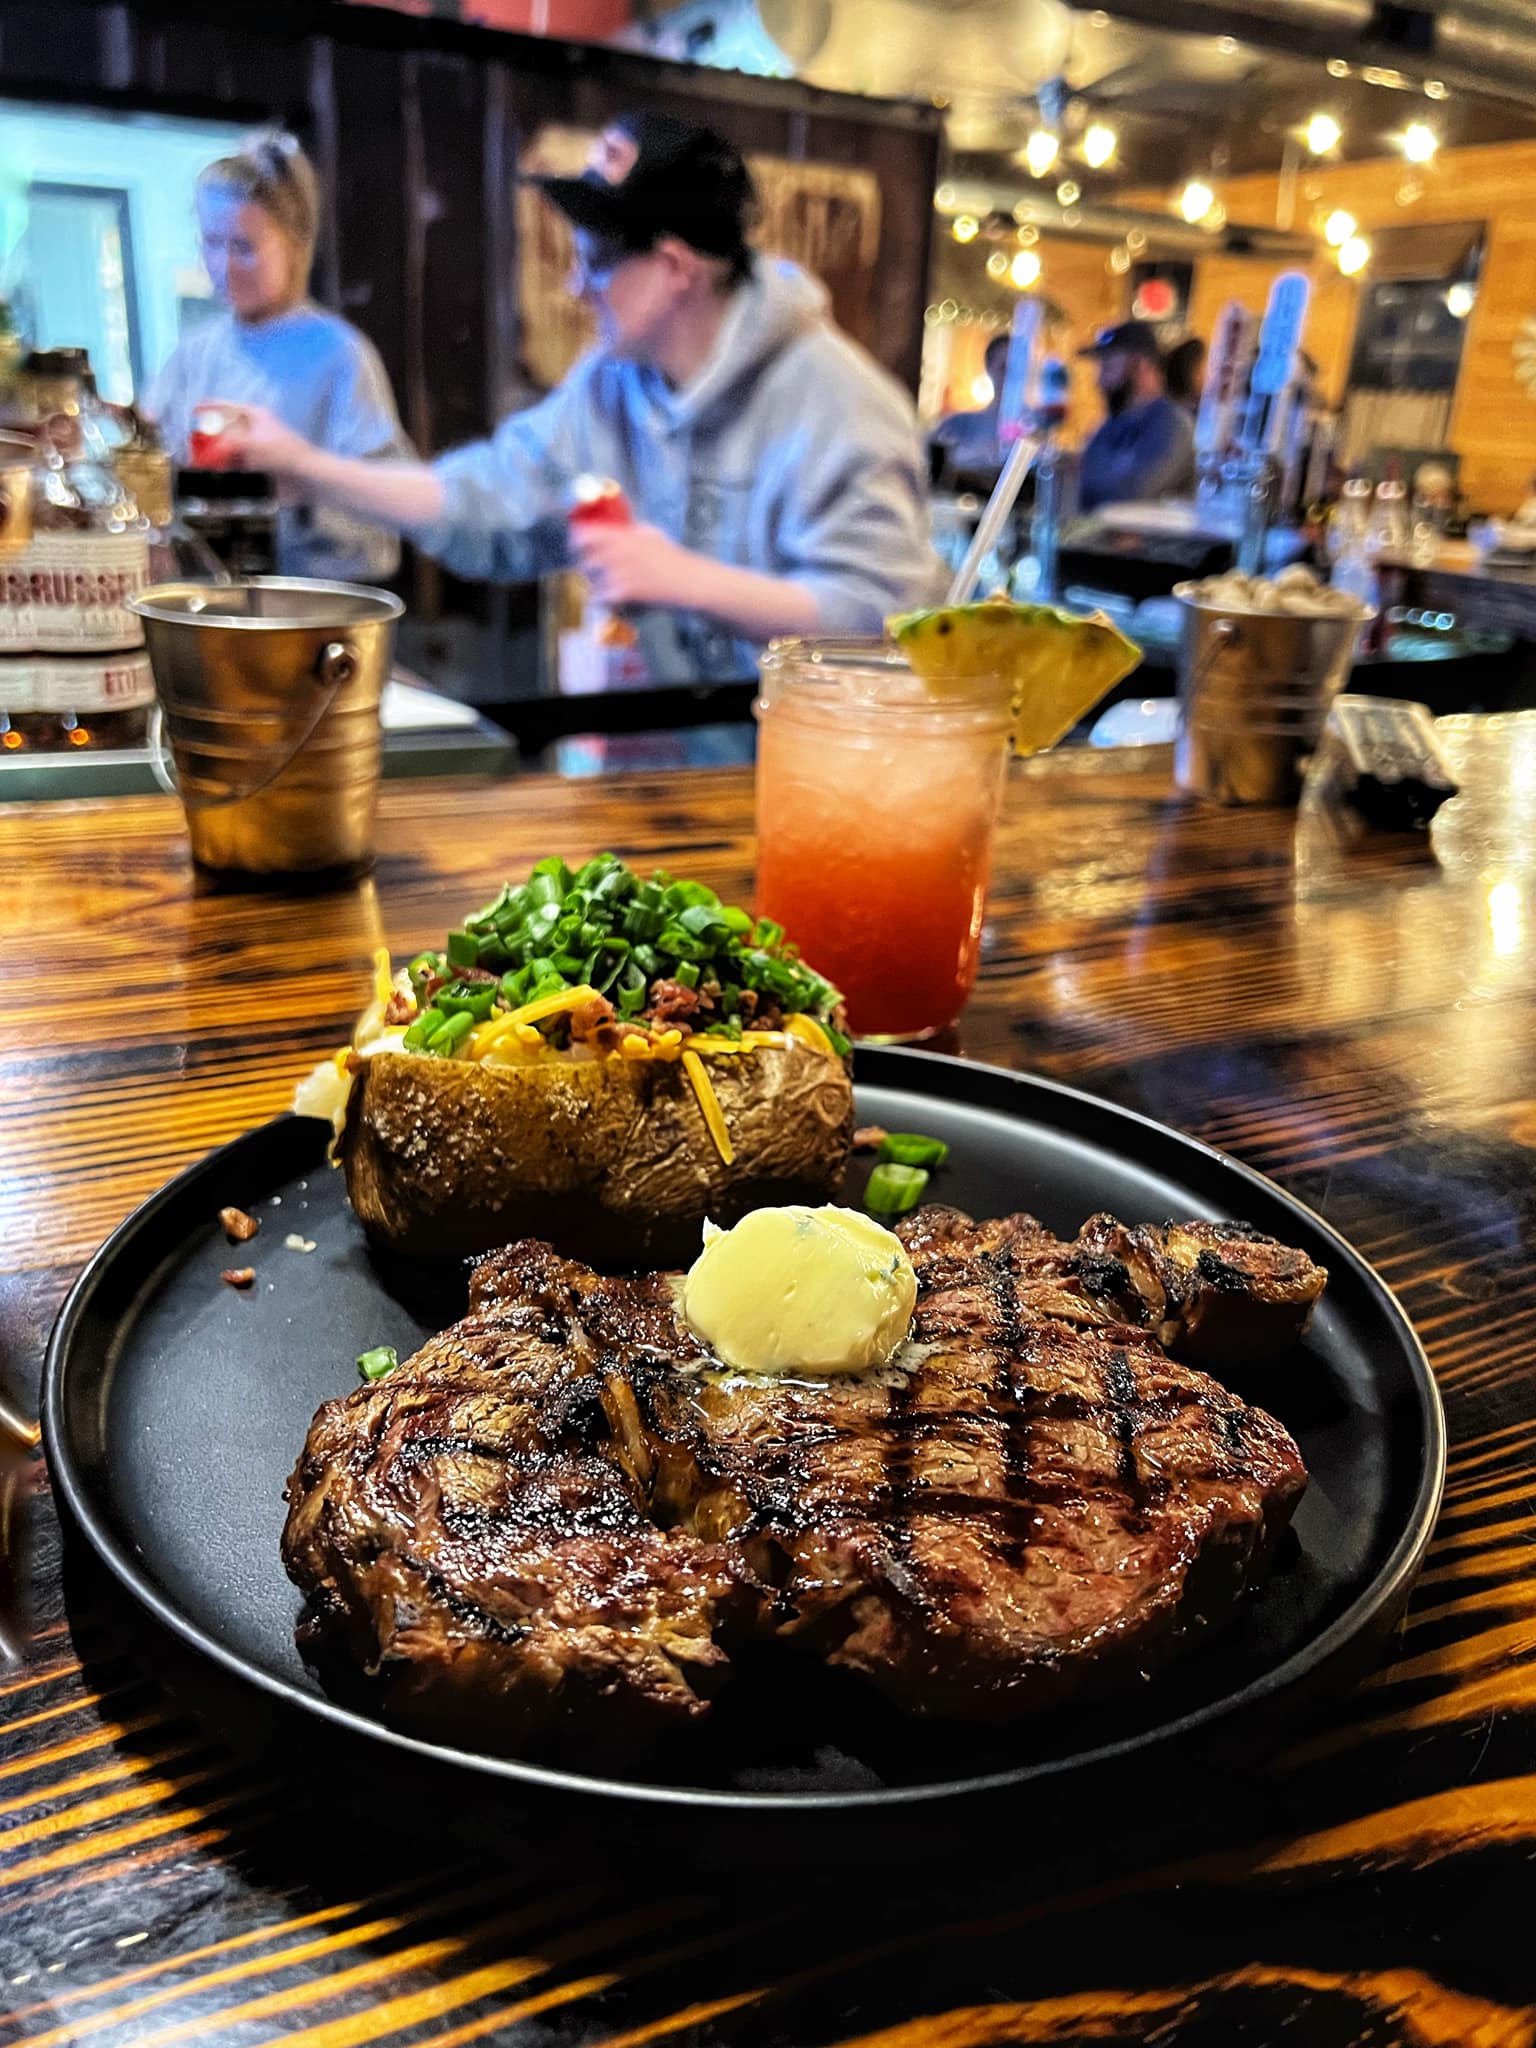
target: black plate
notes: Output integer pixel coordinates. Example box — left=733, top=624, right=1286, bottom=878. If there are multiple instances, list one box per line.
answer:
left=43, top=1047, right=1444, bottom=1818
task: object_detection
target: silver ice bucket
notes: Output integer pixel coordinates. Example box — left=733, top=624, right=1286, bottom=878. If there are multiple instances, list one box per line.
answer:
left=129, top=577, right=404, bottom=880
left=1173, top=583, right=1373, bottom=806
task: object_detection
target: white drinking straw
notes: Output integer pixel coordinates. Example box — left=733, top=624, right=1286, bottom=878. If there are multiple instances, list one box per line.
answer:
left=945, top=433, right=1040, bottom=605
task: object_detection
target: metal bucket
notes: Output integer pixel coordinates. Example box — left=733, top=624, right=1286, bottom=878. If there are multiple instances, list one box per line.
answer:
left=128, top=578, right=404, bottom=880
left=1173, top=583, right=1373, bottom=805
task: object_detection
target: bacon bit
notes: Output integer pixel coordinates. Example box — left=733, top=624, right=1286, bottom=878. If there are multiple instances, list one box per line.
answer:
left=648, top=979, right=703, bottom=1028
left=383, top=990, right=416, bottom=1025
left=221, top=1267, right=256, bottom=1289
left=565, top=992, right=630, bottom=1055
left=219, top=1206, right=260, bottom=1242
left=853, top=1125, right=889, bottom=1151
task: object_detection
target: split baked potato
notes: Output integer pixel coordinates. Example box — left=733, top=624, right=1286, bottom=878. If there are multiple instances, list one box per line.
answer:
left=296, top=854, right=855, bottom=1267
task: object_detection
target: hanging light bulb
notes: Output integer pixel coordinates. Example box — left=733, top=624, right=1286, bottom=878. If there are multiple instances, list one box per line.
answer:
left=986, top=250, right=1010, bottom=280
left=1446, top=282, right=1475, bottom=318
left=1179, top=179, right=1216, bottom=224
left=1010, top=248, right=1042, bottom=289
left=1338, top=234, right=1371, bottom=276
left=1402, top=122, right=1438, bottom=162
left=952, top=214, right=979, bottom=243
left=1324, top=209, right=1357, bottom=247
left=1056, top=179, right=1081, bottom=206
left=1024, top=129, right=1060, bottom=179
left=1109, top=244, right=1132, bottom=275
left=1082, top=123, right=1117, bottom=169
left=1305, top=112, right=1342, bottom=155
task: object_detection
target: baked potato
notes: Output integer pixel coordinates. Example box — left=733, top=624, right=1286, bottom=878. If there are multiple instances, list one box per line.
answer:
left=296, top=854, right=855, bottom=1268
left=340, top=1031, right=852, bottom=1266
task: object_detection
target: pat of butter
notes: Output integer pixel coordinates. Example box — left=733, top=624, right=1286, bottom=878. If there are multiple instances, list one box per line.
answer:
left=681, top=1205, right=917, bottom=1377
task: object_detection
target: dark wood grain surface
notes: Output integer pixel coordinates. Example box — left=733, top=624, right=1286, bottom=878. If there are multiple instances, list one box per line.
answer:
left=4, top=730, right=1536, bottom=2045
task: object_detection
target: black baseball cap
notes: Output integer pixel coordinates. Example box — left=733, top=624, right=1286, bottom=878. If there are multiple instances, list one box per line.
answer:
left=534, top=113, right=755, bottom=266
left=1077, top=319, right=1163, bottom=361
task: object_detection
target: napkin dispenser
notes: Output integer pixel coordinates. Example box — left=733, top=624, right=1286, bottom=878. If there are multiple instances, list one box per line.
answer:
left=1303, top=694, right=1459, bottom=833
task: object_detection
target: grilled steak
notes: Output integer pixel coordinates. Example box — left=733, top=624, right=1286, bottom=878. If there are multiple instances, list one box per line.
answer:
left=282, top=1209, right=1317, bottom=1746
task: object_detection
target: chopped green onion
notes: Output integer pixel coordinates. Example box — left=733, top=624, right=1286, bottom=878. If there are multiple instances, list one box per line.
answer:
left=357, top=1345, right=399, bottom=1383
left=436, top=978, right=499, bottom=1021
left=426, top=1011, right=475, bottom=1055
left=414, top=855, right=844, bottom=1042
left=403, top=1005, right=445, bottom=1049
left=865, top=1163, right=929, bottom=1216
left=878, top=1132, right=949, bottom=1169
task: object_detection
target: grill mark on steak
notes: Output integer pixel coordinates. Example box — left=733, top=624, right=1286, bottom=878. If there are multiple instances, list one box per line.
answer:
left=283, top=1205, right=1319, bottom=1747
left=1104, top=1345, right=1141, bottom=1506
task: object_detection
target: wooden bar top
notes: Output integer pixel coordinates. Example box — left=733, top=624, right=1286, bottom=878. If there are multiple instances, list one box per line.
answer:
left=4, top=733, right=1536, bottom=2045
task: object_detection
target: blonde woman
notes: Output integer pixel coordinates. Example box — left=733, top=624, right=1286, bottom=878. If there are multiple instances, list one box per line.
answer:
left=146, top=131, right=409, bottom=583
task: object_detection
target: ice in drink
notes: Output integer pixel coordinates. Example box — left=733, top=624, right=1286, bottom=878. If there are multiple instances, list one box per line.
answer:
left=755, top=645, right=1009, bottom=1039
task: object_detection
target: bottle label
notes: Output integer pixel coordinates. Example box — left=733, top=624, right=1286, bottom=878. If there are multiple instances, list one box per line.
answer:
left=0, top=658, right=35, bottom=713
left=32, top=652, right=155, bottom=713
left=27, top=532, right=150, bottom=653
left=0, top=545, right=35, bottom=655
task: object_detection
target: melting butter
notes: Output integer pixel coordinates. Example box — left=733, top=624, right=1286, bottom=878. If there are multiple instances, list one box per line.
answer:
left=680, top=1205, right=917, bottom=1378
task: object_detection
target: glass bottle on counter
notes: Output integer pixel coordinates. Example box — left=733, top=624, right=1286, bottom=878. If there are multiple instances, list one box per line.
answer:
left=0, top=410, right=154, bottom=753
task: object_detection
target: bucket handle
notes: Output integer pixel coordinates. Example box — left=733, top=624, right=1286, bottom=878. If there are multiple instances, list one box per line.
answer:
left=1184, top=614, right=1242, bottom=699
left=150, top=640, right=360, bottom=810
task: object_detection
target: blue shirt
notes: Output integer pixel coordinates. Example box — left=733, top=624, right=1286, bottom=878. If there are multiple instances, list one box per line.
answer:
left=146, top=303, right=410, bottom=583
left=1079, top=395, right=1196, bottom=513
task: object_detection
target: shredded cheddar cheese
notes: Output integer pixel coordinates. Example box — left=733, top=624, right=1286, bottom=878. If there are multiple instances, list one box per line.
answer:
left=468, top=982, right=602, bottom=1059
left=681, top=1048, right=734, bottom=1165
left=784, top=1012, right=836, bottom=1058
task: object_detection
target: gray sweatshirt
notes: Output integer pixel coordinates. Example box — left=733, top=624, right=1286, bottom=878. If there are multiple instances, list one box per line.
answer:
left=146, top=304, right=409, bottom=585
left=414, top=259, right=940, bottom=682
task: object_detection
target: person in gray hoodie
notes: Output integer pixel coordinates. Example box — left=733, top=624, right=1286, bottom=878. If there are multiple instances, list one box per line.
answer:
left=209, top=112, right=938, bottom=684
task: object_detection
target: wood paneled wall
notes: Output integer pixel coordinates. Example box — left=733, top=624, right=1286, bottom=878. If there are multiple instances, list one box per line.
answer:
left=1129, top=140, right=1536, bottom=515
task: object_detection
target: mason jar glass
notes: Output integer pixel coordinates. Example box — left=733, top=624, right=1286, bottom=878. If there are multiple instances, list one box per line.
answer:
left=755, top=638, right=1012, bottom=1040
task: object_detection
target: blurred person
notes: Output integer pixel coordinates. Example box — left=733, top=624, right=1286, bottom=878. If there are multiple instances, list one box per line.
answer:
left=1163, top=335, right=1206, bottom=413
left=930, top=332, right=1010, bottom=490
left=208, top=113, right=937, bottom=685
left=146, top=131, right=409, bottom=583
left=1076, top=320, right=1195, bottom=512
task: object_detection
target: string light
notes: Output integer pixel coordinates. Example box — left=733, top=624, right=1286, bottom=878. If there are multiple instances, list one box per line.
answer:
left=1338, top=234, right=1371, bottom=275
left=1056, top=179, right=1081, bottom=205
left=1446, top=282, right=1475, bottom=318
left=1082, top=123, right=1117, bottom=169
left=952, top=214, right=979, bottom=243
left=1424, top=79, right=1449, bottom=100
left=986, top=251, right=1010, bottom=279
left=1023, top=130, right=1060, bottom=179
left=1324, top=209, right=1357, bottom=247
left=1403, top=122, right=1438, bottom=161
left=1010, top=248, right=1042, bottom=289
left=1179, top=179, right=1216, bottom=224
left=1109, top=245, right=1132, bottom=274
left=1306, top=112, right=1342, bottom=155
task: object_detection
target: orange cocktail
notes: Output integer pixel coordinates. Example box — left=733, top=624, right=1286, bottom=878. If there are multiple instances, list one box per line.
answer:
left=754, top=641, right=1011, bottom=1039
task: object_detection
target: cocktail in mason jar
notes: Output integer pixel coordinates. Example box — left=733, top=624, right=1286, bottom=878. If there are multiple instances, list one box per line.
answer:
left=755, top=642, right=1011, bottom=1039
left=755, top=608, right=1140, bottom=1040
